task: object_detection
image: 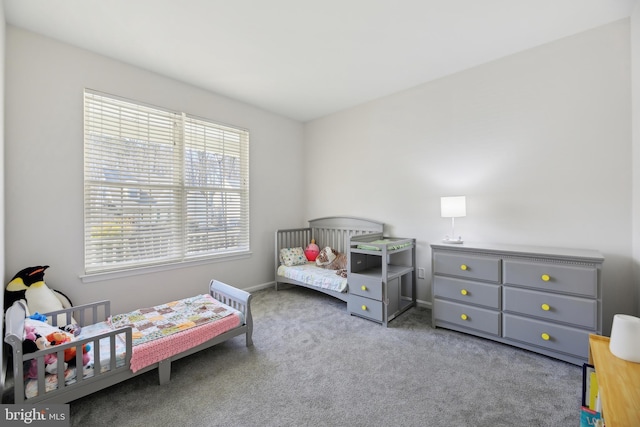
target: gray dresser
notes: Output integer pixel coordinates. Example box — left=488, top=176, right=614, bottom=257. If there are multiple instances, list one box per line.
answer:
left=431, top=242, right=604, bottom=365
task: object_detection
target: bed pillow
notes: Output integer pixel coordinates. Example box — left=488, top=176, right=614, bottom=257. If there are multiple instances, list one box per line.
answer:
left=280, top=247, right=308, bottom=266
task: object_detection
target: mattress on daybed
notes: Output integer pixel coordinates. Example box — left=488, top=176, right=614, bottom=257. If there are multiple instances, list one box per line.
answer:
left=277, top=263, right=347, bottom=293
left=24, top=294, right=242, bottom=398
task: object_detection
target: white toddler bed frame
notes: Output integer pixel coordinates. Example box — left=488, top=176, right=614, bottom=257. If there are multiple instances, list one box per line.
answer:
left=274, top=216, right=384, bottom=301
left=3, top=279, right=252, bottom=404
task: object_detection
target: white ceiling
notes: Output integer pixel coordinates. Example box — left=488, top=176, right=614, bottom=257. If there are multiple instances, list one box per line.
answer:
left=4, top=0, right=638, bottom=122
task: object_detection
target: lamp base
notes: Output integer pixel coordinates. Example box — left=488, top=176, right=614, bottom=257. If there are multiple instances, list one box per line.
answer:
left=442, top=237, right=464, bottom=244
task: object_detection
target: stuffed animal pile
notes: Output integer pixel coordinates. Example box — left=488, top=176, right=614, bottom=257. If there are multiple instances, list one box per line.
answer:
left=4, top=265, right=75, bottom=326
left=22, top=316, right=91, bottom=380
left=3, top=265, right=90, bottom=380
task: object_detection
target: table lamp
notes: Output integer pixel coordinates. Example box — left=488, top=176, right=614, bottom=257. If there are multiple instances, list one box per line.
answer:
left=441, top=196, right=466, bottom=244
left=609, top=314, right=640, bottom=363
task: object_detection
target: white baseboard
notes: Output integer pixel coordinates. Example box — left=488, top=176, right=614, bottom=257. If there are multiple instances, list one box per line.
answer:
left=244, top=281, right=276, bottom=293
left=416, top=299, right=432, bottom=309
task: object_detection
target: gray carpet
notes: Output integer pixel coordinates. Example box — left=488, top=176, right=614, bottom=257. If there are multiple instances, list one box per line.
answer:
left=25, top=286, right=585, bottom=426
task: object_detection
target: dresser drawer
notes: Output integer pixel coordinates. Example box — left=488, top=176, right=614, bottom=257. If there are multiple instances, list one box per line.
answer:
left=433, top=276, right=501, bottom=309
left=433, top=299, right=500, bottom=336
left=502, top=314, right=590, bottom=359
left=503, top=260, right=597, bottom=297
left=348, top=274, right=383, bottom=300
left=433, top=252, right=500, bottom=282
left=503, top=287, right=597, bottom=329
left=348, top=294, right=383, bottom=322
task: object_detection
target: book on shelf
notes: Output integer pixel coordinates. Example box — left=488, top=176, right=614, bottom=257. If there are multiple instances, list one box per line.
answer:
left=589, top=371, right=599, bottom=410
left=580, top=406, right=604, bottom=427
left=582, top=364, right=595, bottom=408
left=581, top=363, right=605, bottom=426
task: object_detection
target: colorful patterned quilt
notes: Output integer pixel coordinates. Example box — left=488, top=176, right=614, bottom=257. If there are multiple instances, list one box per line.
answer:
left=109, top=294, right=236, bottom=347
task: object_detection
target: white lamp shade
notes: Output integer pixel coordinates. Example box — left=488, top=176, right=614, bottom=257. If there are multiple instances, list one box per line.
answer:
left=441, top=196, right=466, bottom=218
left=609, top=314, right=640, bottom=363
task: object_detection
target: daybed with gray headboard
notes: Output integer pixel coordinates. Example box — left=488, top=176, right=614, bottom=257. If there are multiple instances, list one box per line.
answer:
left=274, top=216, right=384, bottom=301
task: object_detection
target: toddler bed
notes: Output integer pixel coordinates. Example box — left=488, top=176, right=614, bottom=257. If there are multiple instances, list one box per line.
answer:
left=3, top=279, right=252, bottom=404
left=275, top=216, right=384, bottom=302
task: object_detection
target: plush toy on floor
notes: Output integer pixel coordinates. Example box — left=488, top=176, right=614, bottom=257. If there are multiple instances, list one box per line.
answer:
left=4, top=265, right=74, bottom=325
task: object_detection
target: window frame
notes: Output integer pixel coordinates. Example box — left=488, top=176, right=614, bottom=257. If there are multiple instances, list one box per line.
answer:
left=83, top=89, right=250, bottom=278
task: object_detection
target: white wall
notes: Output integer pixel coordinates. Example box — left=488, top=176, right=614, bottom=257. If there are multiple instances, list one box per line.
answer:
left=304, top=19, right=633, bottom=335
left=632, top=0, right=640, bottom=319
left=5, top=27, right=305, bottom=314
left=0, top=0, right=6, bottom=391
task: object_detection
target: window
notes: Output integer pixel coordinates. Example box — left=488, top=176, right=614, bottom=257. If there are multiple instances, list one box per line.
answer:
left=84, top=90, right=249, bottom=274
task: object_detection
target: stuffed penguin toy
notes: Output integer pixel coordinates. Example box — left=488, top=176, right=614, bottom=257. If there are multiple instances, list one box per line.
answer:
left=4, top=266, right=73, bottom=322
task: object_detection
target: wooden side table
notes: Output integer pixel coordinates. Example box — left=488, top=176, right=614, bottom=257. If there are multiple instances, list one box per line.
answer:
left=588, top=334, right=640, bottom=427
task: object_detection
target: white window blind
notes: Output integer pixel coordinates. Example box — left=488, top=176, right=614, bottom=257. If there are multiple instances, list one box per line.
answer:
left=84, top=90, right=249, bottom=274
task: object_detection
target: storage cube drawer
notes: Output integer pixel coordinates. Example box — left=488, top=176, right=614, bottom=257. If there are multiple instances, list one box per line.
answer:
left=349, top=252, right=381, bottom=273
left=433, top=252, right=500, bottom=282
left=503, top=260, right=597, bottom=297
left=503, top=287, right=597, bottom=330
left=348, top=294, right=383, bottom=322
left=433, top=299, right=500, bottom=336
left=348, top=274, right=383, bottom=299
left=433, top=276, right=501, bottom=309
left=502, top=314, right=590, bottom=359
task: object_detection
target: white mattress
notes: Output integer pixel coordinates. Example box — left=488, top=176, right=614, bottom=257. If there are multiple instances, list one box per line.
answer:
left=277, top=263, right=347, bottom=293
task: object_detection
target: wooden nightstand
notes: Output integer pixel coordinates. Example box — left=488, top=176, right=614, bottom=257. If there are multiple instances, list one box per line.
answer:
left=588, top=334, right=640, bottom=427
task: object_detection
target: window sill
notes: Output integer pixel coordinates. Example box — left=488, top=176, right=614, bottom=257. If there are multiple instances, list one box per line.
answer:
left=80, top=252, right=252, bottom=284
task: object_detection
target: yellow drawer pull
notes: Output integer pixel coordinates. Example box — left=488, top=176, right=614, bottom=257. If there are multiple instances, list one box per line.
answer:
left=361, top=285, right=367, bottom=291
left=541, top=274, right=550, bottom=282
left=541, top=303, right=550, bottom=311
left=460, top=264, right=468, bottom=271
left=541, top=333, right=550, bottom=341
left=460, top=289, right=468, bottom=296
left=361, top=305, right=367, bottom=311
left=460, top=314, right=468, bottom=321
